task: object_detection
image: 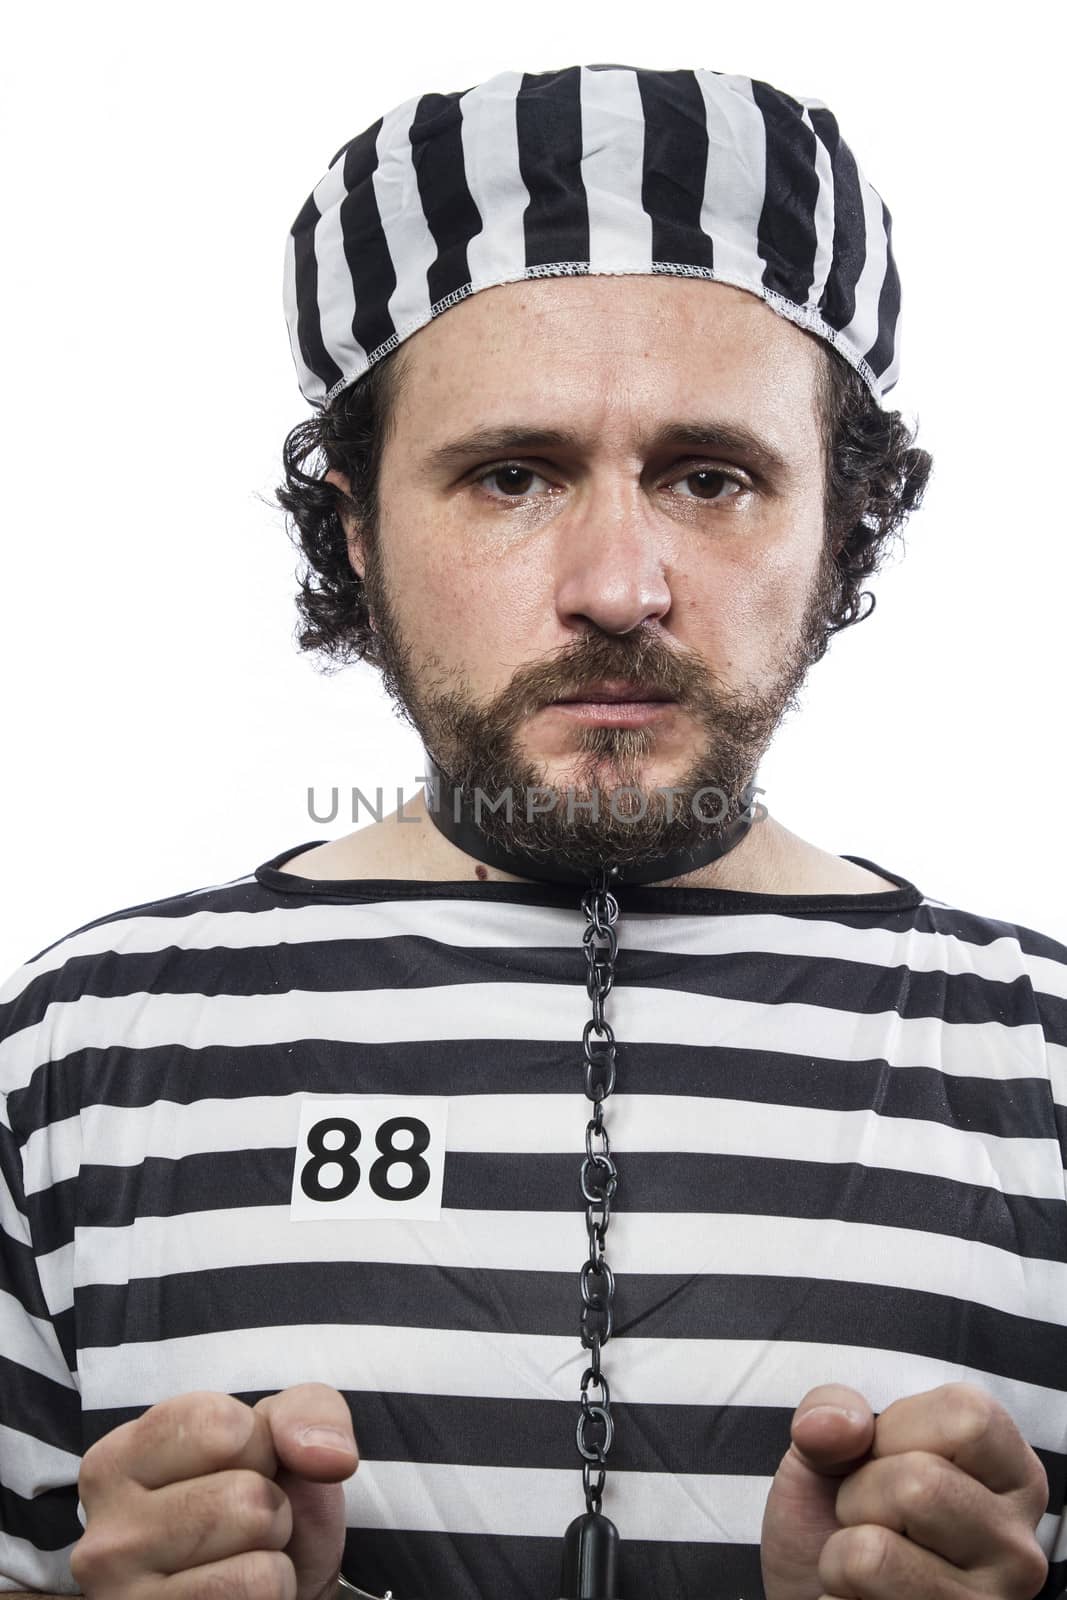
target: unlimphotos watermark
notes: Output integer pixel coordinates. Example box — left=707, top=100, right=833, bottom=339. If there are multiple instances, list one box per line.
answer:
left=307, top=779, right=767, bottom=827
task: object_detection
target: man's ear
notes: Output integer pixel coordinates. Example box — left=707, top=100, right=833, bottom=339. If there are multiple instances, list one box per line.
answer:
left=324, top=467, right=367, bottom=579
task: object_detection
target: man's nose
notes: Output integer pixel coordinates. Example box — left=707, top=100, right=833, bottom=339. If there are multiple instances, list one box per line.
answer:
left=552, top=479, right=673, bottom=634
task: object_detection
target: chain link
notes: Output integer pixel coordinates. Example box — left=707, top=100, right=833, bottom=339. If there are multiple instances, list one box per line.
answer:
left=575, top=865, right=621, bottom=1516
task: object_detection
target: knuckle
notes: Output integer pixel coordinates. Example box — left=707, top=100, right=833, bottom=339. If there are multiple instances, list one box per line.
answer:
left=77, top=1434, right=113, bottom=1499
left=68, top=1532, right=100, bottom=1586
left=131, top=1392, right=192, bottom=1449
left=208, top=1548, right=294, bottom=1600
left=69, top=1526, right=126, bottom=1585
left=1002, top=1531, right=1049, bottom=1599
left=177, top=1391, right=255, bottom=1456
left=894, top=1451, right=947, bottom=1515
left=72, top=1481, right=151, bottom=1573
left=121, top=1389, right=249, bottom=1467
left=939, top=1380, right=998, bottom=1444
left=837, top=1523, right=894, bottom=1588
left=228, top=1469, right=287, bottom=1541
left=1024, top=1452, right=1051, bottom=1519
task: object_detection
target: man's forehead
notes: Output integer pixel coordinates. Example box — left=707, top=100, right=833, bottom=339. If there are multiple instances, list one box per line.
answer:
left=407, top=273, right=811, bottom=357
left=392, top=276, right=822, bottom=460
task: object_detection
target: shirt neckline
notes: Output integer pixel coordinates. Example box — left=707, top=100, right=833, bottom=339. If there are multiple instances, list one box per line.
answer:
left=255, top=839, right=924, bottom=916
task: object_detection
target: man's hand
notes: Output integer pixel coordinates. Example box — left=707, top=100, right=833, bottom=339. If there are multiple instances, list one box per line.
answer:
left=70, top=1382, right=358, bottom=1600
left=760, top=1380, right=1050, bottom=1600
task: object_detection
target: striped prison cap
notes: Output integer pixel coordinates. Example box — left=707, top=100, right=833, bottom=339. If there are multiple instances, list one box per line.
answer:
left=284, top=64, right=902, bottom=413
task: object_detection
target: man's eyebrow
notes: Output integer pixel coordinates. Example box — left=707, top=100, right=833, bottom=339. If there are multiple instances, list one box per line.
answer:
left=421, top=421, right=792, bottom=481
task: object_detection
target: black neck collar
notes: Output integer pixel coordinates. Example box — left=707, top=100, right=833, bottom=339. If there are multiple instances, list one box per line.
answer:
left=420, top=753, right=759, bottom=888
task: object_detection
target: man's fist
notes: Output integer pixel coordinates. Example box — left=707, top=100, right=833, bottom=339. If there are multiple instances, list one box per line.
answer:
left=761, top=1380, right=1050, bottom=1600
left=70, top=1382, right=358, bottom=1600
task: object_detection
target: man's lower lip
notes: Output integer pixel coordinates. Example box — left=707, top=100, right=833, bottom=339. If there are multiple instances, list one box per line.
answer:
left=549, top=700, right=677, bottom=725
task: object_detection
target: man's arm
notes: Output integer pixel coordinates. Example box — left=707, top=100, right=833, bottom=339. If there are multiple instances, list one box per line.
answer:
left=1, top=961, right=89, bottom=1599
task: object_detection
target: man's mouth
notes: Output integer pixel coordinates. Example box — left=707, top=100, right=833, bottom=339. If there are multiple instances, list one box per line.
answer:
left=547, top=681, right=680, bottom=726
left=552, top=680, right=676, bottom=704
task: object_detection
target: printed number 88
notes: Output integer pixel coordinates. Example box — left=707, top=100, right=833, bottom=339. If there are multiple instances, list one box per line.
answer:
left=300, top=1115, right=432, bottom=1202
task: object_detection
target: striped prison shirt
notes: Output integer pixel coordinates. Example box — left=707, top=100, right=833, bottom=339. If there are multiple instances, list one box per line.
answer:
left=2, top=837, right=1066, bottom=1599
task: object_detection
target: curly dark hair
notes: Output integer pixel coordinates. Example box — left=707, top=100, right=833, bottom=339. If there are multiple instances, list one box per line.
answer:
left=275, top=333, right=933, bottom=675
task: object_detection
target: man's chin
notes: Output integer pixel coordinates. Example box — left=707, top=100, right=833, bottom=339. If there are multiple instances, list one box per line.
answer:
left=517, top=746, right=691, bottom=796
left=471, top=783, right=743, bottom=867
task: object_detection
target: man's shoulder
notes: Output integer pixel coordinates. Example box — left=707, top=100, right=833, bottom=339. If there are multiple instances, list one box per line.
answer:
left=916, top=887, right=1067, bottom=968
left=8, top=859, right=262, bottom=971
left=911, top=888, right=1067, bottom=1058
left=0, top=856, right=271, bottom=1080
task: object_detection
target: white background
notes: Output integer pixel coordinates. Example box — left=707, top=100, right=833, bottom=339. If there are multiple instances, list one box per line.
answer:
left=2, top=1, right=1063, bottom=976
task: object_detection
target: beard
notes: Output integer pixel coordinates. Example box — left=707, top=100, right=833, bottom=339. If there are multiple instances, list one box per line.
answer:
left=359, top=536, right=841, bottom=879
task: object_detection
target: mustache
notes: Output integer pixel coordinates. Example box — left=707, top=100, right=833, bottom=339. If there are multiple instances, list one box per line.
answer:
left=506, top=634, right=705, bottom=713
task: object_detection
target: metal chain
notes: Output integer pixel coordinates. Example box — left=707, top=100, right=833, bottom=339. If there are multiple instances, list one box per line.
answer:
left=575, top=864, right=621, bottom=1516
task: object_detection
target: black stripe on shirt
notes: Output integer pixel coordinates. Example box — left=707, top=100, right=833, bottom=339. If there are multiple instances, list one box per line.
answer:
left=0, top=1352, right=81, bottom=1457
left=0, top=1478, right=82, bottom=1554
left=10, top=1038, right=1061, bottom=1151
left=75, top=1387, right=1067, bottom=1512
left=44, top=1146, right=1067, bottom=1263
left=73, top=1260, right=1067, bottom=1392
left=916, top=901, right=1067, bottom=968
left=1, top=935, right=1052, bottom=1041
left=339, top=1524, right=1064, bottom=1600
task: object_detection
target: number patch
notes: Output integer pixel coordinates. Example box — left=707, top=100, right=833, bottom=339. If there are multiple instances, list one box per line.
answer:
left=290, top=1098, right=448, bottom=1221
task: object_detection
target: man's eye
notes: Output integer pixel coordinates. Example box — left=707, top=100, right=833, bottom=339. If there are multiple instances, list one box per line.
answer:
left=670, top=469, right=745, bottom=502
left=470, top=463, right=746, bottom=503
left=473, top=463, right=551, bottom=499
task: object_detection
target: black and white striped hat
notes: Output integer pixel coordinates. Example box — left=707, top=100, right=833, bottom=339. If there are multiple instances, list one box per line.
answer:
left=284, top=64, right=901, bottom=412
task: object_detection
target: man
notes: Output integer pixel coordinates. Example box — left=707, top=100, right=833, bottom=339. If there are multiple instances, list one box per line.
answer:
left=1, top=62, right=1063, bottom=1600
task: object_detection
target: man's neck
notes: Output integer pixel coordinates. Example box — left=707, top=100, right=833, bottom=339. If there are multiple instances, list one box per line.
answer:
left=281, top=789, right=896, bottom=896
